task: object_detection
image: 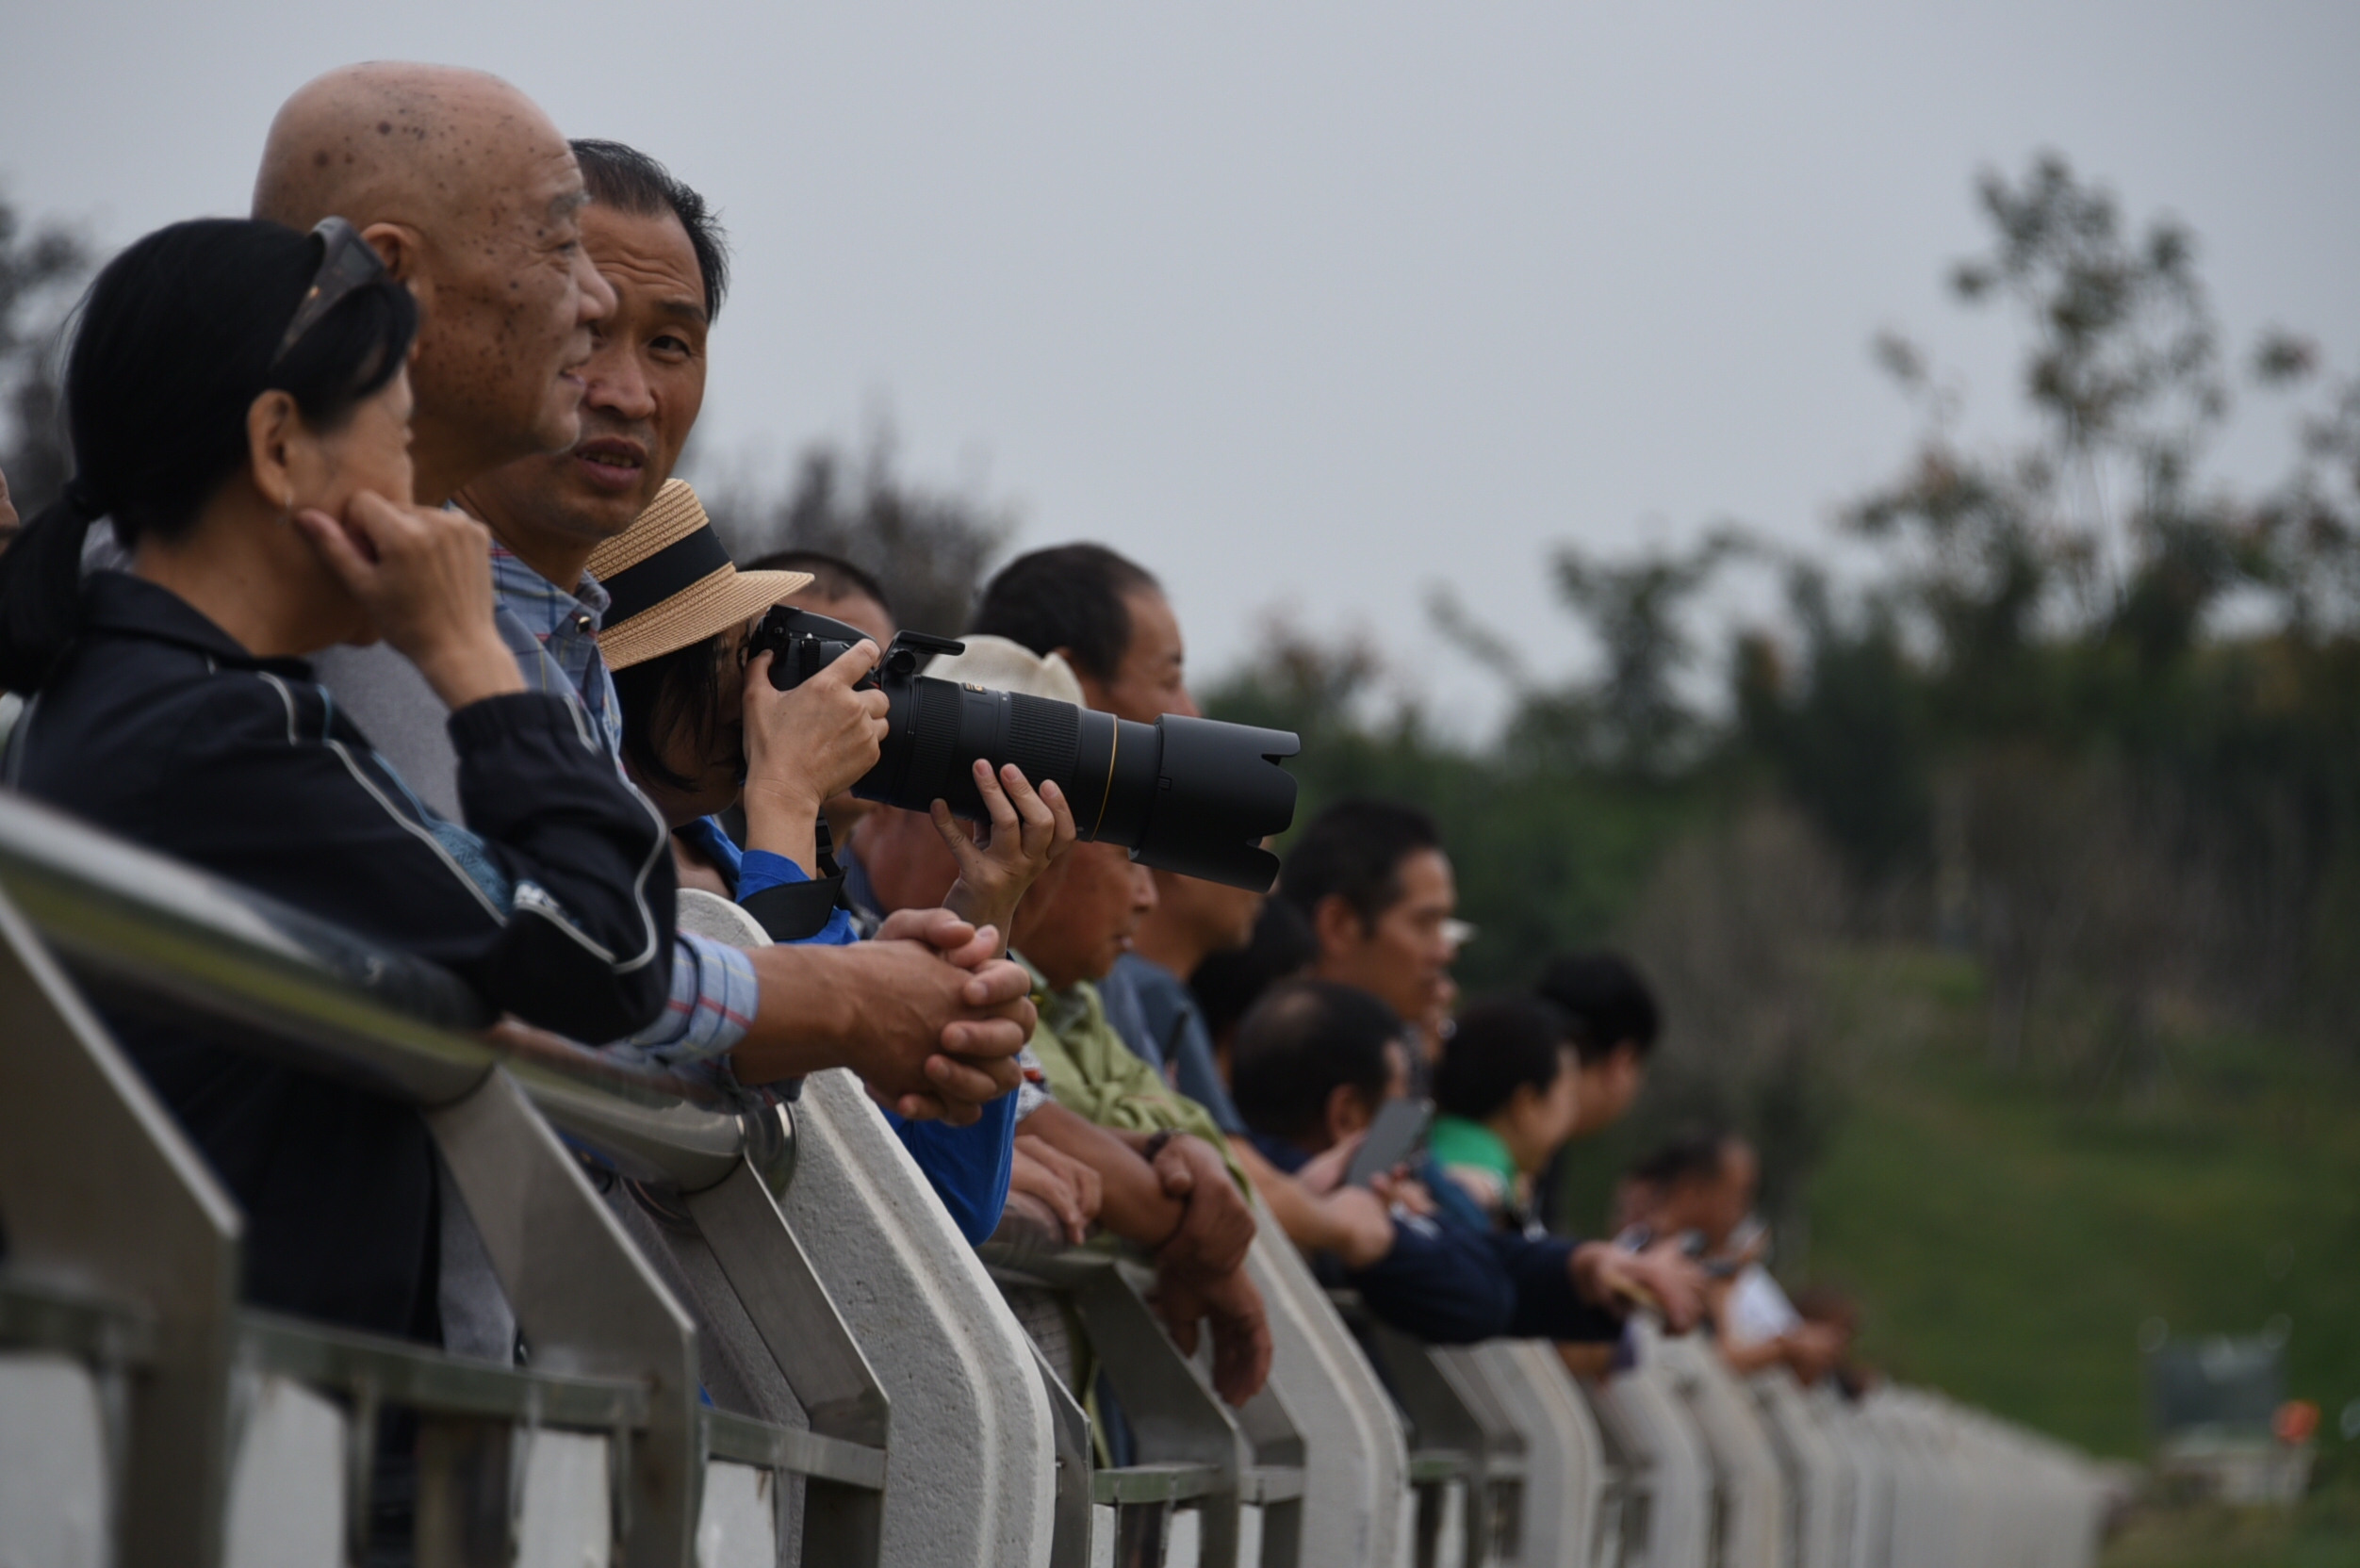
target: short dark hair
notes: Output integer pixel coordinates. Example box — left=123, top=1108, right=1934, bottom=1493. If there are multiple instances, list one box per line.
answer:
left=1277, top=799, right=1443, bottom=931
left=1629, top=1124, right=1735, bottom=1190
left=1190, top=897, right=1319, bottom=1047
left=1535, top=952, right=1662, bottom=1063
left=1434, top=996, right=1575, bottom=1122
left=1231, top=980, right=1403, bottom=1144
left=570, top=139, right=729, bottom=323
left=969, top=543, right=1159, bottom=682
left=750, top=549, right=893, bottom=616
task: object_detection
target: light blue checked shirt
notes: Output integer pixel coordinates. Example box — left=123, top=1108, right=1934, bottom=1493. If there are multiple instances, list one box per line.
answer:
left=489, top=543, right=758, bottom=1066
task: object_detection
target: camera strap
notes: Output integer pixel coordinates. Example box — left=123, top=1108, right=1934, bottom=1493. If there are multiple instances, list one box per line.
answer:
left=742, top=876, right=847, bottom=942
left=738, top=819, right=853, bottom=942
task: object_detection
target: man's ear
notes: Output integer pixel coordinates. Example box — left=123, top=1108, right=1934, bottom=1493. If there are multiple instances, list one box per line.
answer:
left=1324, top=1082, right=1370, bottom=1145
left=362, top=222, right=431, bottom=305
left=1057, top=646, right=1116, bottom=712
left=1313, top=893, right=1366, bottom=958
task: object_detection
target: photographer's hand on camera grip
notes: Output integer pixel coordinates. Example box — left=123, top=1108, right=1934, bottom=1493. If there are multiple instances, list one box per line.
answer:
left=741, top=640, right=889, bottom=874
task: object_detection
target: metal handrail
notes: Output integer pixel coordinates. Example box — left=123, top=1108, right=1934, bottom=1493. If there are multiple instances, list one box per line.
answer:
left=0, top=791, right=781, bottom=1195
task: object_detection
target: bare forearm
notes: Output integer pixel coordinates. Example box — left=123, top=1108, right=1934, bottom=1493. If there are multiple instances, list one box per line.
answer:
left=1021, top=1104, right=1183, bottom=1245
left=1718, top=1335, right=1790, bottom=1376
left=1233, top=1137, right=1337, bottom=1251
left=725, top=942, right=861, bottom=1083
left=741, top=784, right=823, bottom=877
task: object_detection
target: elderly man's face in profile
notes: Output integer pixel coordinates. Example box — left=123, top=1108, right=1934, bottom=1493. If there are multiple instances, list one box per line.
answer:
left=467, top=201, right=707, bottom=547
left=423, top=139, right=610, bottom=458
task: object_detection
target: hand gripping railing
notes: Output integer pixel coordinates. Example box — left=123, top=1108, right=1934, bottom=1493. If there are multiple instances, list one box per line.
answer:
left=0, top=791, right=887, bottom=1568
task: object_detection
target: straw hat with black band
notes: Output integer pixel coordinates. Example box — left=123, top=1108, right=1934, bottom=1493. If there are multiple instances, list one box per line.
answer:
left=587, top=478, right=811, bottom=670
left=588, top=480, right=844, bottom=943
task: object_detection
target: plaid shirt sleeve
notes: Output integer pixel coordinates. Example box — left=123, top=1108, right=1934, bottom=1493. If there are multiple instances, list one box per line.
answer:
left=618, top=930, right=760, bottom=1064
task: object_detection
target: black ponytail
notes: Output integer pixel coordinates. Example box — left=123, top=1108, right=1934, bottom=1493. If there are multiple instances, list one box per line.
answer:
left=0, top=217, right=418, bottom=694
left=0, top=489, right=108, bottom=694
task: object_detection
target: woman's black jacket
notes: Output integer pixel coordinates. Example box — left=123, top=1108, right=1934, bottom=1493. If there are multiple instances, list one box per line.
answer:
left=7, top=572, right=680, bottom=1342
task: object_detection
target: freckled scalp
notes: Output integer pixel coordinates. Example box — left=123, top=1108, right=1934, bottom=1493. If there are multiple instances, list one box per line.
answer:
left=252, top=61, right=573, bottom=243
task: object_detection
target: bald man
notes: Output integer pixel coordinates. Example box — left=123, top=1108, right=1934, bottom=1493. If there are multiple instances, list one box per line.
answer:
left=252, top=62, right=613, bottom=506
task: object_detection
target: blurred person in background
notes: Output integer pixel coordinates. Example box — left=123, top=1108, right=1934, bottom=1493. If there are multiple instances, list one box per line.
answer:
left=1537, top=951, right=1662, bottom=1139
left=1430, top=996, right=1585, bottom=1226
left=1190, top=896, right=1320, bottom=1077
left=1277, top=798, right=1462, bottom=1065
left=1232, top=980, right=1702, bottom=1344
left=1624, top=1127, right=1846, bottom=1383
left=1529, top=950, right=1664, bottom=1231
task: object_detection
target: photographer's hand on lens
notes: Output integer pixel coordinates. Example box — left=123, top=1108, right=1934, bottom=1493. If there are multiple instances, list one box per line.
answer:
left=742, top=642, right=890, bottom=875
left=932, top=760, right=1077, bottom=944
left=295, top=493, right=525, bottom=710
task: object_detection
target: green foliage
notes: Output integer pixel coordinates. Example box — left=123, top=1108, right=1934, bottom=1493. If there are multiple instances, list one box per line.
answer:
left=1803, top=947, right=2360, bottom=1462
left=1202, top=622, right=1717, bottom=993
left=0, top=193, right=92, bottom=517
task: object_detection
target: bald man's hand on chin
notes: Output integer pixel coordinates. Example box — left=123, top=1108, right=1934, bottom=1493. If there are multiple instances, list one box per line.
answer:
left=731, top=918, right=1035, bottom=1126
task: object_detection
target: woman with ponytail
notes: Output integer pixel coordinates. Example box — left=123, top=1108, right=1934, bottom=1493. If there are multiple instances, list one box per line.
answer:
left=0, top=218, right=681, bottom=1344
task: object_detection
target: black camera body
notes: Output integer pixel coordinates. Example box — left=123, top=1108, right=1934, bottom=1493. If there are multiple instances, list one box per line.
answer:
left=747, top=606, right=1300, bottom=891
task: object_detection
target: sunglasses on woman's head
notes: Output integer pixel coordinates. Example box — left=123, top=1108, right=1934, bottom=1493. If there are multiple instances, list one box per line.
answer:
left=270, top=217, right=388, bottom=368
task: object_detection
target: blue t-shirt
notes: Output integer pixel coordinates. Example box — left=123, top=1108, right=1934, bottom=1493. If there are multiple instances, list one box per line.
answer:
left=685, top=816, right=1014, bottom=1241
left=1108, top=953, right=1248, bottom=1136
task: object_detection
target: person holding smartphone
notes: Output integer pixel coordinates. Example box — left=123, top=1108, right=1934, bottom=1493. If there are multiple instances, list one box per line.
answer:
left=1233, top=980, right=1706, bottom=1345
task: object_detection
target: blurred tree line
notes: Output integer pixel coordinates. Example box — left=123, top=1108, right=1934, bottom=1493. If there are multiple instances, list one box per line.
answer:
left=700, top=430, right=1017, bottom=639
left=1206, top=155, right=2360, bottom=1237
left=0, top=197, right=90, bottom=520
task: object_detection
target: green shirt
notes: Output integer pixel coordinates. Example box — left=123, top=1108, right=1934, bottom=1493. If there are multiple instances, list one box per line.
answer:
left=1428, top=1114, right=1519, bottom=1203
left=1018, top=955, right=1248, bottom=1192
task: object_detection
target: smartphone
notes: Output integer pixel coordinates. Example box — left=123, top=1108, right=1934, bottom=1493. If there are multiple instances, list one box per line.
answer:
left=1345, top=1098, right=1434, bottom=1188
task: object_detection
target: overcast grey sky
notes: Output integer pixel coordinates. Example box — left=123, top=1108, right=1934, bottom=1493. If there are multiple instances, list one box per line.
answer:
left=5, top=2, right=2356, bottom=733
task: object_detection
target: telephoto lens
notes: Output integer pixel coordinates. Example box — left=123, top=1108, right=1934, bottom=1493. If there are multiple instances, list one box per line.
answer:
left=751, top=607, right=1300, bottom=890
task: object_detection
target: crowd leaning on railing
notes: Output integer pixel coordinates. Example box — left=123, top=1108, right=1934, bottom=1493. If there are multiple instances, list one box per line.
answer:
left=0, top=59, right=2116, bottom=1568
